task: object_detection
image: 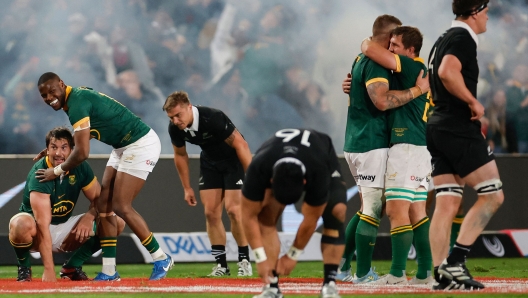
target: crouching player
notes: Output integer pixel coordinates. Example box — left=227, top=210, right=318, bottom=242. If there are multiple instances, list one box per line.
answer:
left=8, top=127, right=125, bottom=282
left=242, top=128, right=347, bottom=298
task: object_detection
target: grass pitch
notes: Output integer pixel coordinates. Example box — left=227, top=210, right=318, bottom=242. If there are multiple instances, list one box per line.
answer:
left=1, top=258, right=527, bottom=297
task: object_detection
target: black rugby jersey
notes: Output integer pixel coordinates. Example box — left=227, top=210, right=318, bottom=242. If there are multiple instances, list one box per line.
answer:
left=428, top=25, right=481, bottom=131
left=242, top=128, right=341, bottom=206
left=169, top=106, right=237, bottom=161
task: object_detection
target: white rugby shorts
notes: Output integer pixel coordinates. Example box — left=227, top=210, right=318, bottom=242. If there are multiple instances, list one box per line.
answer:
left=344, top=148, right=388, bottom=190
left=107, top=129, right=161, bottom=180
left=385, top=144, right=432, bottom=190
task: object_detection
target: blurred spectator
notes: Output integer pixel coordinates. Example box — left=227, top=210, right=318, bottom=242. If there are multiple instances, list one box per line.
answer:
left=486, top=88, right=518, bottom=153
left=505, top=65, right=528, bottom=153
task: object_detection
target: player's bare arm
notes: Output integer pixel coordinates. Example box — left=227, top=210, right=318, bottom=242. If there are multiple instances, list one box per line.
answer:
left=36, top=129, right=91, bottom=182
left=277, top=202, right=327, bottom=275
left=438, top=54, right=484, bottom=120
left=366, top=71, right=428, bottom=111
left=30, top=192, right=56, bottom=282
left=362, top=38, right=398, bottom=70
left=173, top=144, right=196, bottom=206
left=241, top=196, right=270, bottom=283
left=224, top=129, right=252, bottom=171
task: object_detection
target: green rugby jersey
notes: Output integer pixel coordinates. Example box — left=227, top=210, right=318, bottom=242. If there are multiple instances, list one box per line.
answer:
left=389, top=55, right=430, bottom=146
left=64, top=86, right=150, bottom=148
left=20, top=157, right=96, bottom=225
left=344, top=54, right=391, bottom=153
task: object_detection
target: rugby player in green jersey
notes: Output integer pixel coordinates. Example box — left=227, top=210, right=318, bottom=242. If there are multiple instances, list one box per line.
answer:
left=361, top=26, right=433, bottom=285
left=36, top=72, right=172, bottom=281
left=340, top=15, right=429, bottom=284
left=9, top=127, right=125, bottom=282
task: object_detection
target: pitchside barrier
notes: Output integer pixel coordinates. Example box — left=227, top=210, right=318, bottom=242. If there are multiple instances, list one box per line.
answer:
left=0, top=154, right=527, bottom=265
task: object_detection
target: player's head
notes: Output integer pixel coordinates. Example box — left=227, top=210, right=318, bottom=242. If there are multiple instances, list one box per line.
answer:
left=45, top=127, right=74, bottom=167
left=271, top=158, right=306, bottom=205
left=452, top=0, right=489, bottom=33
left=389, top=26, right=423, bottom=58
left=372, top=15, right=402, bottom=48
left=38, top=72, right=67, bottom=111
left=163, top=91, right=193, bottom=130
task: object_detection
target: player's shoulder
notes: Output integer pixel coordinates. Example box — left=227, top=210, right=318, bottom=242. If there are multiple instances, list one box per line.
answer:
left=196, top=105, right=224, bottom=117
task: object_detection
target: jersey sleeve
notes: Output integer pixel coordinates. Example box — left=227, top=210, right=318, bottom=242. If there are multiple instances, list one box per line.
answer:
left=67, top=92, right=92, bottom=132
left=364, top=60, right=392, bottom=88
left=242, top=158, right=270, bottom=202
left=26, top=167, right=54, bottom=195
left=210, top=111, right=236, bottom=141
left=79, top=161, right=96, bottom=190
left=445, top=33, right=476, bottom=67
left=168, top=123, right=186, bottom=147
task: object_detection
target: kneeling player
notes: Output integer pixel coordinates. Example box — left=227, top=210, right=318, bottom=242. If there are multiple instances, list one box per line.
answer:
left=8, top=127, right=125, bottom=282
left=242, top=128, right=347, bottom=298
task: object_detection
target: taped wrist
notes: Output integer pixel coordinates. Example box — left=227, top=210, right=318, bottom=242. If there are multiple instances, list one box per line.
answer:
left=253, top=247, right=267, bottom=263
left=54, top=165, right=64, bottom=176
left=286, top=246, right=303, bottom=260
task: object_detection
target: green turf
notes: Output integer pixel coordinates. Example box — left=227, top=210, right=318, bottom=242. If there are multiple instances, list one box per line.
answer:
left=1, top=258, right=527, bottom=297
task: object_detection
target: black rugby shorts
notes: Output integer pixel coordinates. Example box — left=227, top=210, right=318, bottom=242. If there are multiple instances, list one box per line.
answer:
left=426, top=124, right=494, bottom=178
left=199, top=157, right=245, bottom=190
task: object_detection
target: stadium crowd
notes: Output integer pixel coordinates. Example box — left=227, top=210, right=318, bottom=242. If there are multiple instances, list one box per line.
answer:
left=0, top=0, right=527, bottom=155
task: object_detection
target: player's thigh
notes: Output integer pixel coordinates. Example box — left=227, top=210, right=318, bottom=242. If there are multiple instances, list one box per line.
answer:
left=222, top=159, right=245, bottom=211
left=112, top=171, right=146, bottom=207
left=345, top=149, right=387, bottom=189
left=462, top=160, right=501, bottom=189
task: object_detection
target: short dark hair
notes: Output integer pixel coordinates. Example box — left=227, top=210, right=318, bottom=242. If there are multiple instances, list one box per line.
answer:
left=272, top=160, right=305, bottom=205
left=391, top=26, right=423, bottom=56
left=45, top=127, right=74, bottom=148
left=372, top=15, right=402, bottom=37
left=163, top=91, right=190, bottom=111
left=38, top=72, right=60, bottom=86
left=452, top=0, right=489, bottom=18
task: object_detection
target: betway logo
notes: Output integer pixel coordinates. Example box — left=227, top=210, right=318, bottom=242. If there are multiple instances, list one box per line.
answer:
left=357, top=174, right=376, bottom=182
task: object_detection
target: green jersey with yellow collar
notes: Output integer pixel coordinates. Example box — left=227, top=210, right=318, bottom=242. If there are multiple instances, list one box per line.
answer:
left=344, top=53, right=391, bottom=153
left=389, top=55, right=431, bottom=146
left=20, top=156, right=96, bottom=225
left=64, top=86, right=150, bottom=148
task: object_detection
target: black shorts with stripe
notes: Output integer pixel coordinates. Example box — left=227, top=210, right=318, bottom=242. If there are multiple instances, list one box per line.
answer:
left=426, top=124, right=494, bottom=178
left=199, top=156, right=245, bottom=190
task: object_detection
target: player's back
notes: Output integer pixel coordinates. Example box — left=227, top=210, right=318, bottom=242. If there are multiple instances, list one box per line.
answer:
left=345, top=54, right=390, bottom=153
left=389, top=56, right=429, bottom=146
left=428, top=27, right=480, bottom=130
left=65, top=86, right=150, bottom=148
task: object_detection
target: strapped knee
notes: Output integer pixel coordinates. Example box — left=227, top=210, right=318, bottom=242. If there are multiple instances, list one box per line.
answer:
left=474, top=179, right=502, bottom=195
left=98, top=212, right=116, bottom=218
left=361, top=187, right=383, bottom=219
left=435, top=183, right=463, bottom=198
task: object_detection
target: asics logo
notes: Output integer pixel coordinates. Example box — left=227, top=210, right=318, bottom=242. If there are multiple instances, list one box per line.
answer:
left=482, top=236, right=505, bottom=257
